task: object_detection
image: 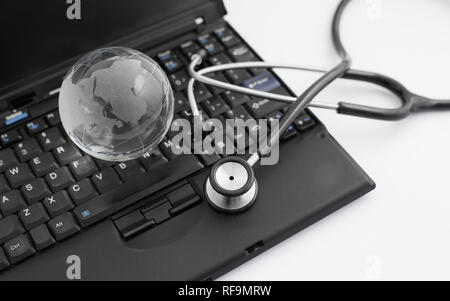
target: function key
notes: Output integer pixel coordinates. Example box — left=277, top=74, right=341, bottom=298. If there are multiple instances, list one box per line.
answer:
left=45, top=111, right=61, bottom=127
left=180, top=41, right=201, bottom=60
left=1, top=130, right=22, bottom=147
left=26, top=118, right=48, bottom=135
left=157, top=50, right=175, bottom=62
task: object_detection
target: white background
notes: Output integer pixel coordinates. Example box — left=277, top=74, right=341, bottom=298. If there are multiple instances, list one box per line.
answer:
left=220, top=0, right=450, bottom=280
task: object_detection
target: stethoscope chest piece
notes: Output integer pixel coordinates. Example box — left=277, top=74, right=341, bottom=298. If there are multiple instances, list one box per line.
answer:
left=205, top=157, right=258, bottom=213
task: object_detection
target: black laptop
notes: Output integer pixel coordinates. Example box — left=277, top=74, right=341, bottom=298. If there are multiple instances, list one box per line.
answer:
left=0, top=0, right=374, bottom=280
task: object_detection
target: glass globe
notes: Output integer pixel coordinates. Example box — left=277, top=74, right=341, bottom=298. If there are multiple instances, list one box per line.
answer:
left=59, top=47, right=174, bottom=162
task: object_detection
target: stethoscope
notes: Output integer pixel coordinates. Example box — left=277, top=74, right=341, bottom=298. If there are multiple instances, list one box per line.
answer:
left=185, top=0, right=450, bottom=213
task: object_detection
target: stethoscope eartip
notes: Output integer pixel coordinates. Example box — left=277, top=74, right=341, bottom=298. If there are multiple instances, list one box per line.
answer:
left=205, top=157, right=258, bottom=214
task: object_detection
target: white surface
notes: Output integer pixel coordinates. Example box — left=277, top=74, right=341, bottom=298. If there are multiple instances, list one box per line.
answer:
left=220, top=0, right=450, bottom=281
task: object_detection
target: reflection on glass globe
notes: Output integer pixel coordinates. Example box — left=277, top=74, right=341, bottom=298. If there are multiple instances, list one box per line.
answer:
left=59, top=47, right=174, bottom=162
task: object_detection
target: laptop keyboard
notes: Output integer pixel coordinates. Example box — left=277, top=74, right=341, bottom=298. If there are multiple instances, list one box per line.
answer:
left=0, top=23, right=316, bottom=271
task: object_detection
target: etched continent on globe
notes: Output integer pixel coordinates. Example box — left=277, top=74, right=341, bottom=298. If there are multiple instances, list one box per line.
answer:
left=59, top=47, right=174, bottom=162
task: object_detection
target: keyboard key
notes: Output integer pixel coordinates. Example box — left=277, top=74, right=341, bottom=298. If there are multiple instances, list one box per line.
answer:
left=37, top=128, right=66, bottom=151
left=206, top=73, right=229, bottom=95
left=43, top=191, right=74, bottom=218
left=180, top=40, right=201, bottom=59
left=169, top=70, right=189, bottom=91
left=198, top=150, right=221, bottom=166
left=163, top=58, right=183, bottom=73
left=198, top=34, right=215, bottom=45
left=45, top=166, right=75, bottom=192
left=138, top=149, right=168, bottom=171
left=48, top=212, right=80, bottom=241
left=157, top=50, right=175, bottom=62
left=14, top=138, right=43, bottom=162
left=0, top=149, right=19, bottom=172
left=225, top=69, right=252, bottom=84
left=69, top=156, right=98, bottom=180
left=53, top=143, right=82, bottom=166
left=5, top=164, right=35, bottom=189
left=245, top=97, right=286, bottom=119
left=229, top=44, right=257, bottom=62
left=29, top=224, right=55, bottom=251
left=18, top=203, right=50, bottom=230
left=241, top=71, right=281, bottom=92
left=114, top=161, right=144, bottom=181
left=0, top=248, right=9, bottom=271
left=174, top=92, right=189, bottom=113
left=68, top=179, right=99, bottom=205
left=203, top=40, right=224, bottom=56
left=73, top=155, right=202, bottom=227
left=219, top=32, right=241, bottom=48
left=202, top=96, right=231, bottom=117
left=293, top=113, right=316, bottom=132
left=0, top=190, right=27, bottom=216
left=209, top=53, right=232, bottom=66
left=194, top=82, right=213, bottom=103
left=3, top=234, right=35, bottom=264
left=266, top=111, right=297, bottom=141
left=0, top=215, right=25, bottom=244
left=91, top=167, right=122, bottom=193
left=45, top=111, right=61, bottom=126
left=1, top=130, right=22, bottom=147
left=26, top=118, right=48, bottom=135
left=224, top=106, right=253, bottom=121
left=0, top=175, right=11, bottom=195
left=222, top=91, right=251, bottom=107
left=21, top=178, right=52, bottom=204
left=30, top=152, right=59, bottom=177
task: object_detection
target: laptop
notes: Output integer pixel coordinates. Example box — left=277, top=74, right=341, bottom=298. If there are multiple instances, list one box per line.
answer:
left=0, top=0, right=375, bottom=280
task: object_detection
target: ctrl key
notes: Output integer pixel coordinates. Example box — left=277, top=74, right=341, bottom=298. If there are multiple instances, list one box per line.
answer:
left=48, top=212, right=80, bottom=241
left=3, top=235, right=36, bottom=264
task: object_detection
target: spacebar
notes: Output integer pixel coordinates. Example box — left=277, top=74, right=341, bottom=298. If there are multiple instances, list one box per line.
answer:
left=73, top=155, right=203, bottom=227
